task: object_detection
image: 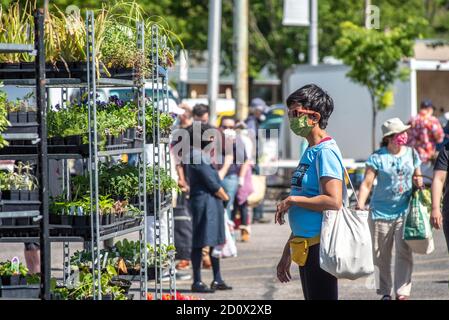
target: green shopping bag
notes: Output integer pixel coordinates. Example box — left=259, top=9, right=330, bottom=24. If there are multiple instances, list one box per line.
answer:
left=403, top=189, right=432, bottom=240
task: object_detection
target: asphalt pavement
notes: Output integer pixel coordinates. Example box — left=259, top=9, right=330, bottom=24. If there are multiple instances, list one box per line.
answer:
left=1, top=201, right=448, bottom=300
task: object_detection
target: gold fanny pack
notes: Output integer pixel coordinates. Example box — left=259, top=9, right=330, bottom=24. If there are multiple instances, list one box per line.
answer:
left=289, top=234, right=320, bottom=266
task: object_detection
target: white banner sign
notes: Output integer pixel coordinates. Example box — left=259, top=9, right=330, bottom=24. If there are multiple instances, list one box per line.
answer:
left=283, top=0, right=310, bottom=26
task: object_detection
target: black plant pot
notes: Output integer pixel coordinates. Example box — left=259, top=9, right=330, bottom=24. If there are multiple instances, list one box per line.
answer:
left=64, top=135, right=82, bottom=146
left=125, top=128, right=136, bottom=140
left=27, top=112, right=37, bottom=123
left=60, top=215, right=73, bottom=226
left=106, top=135, right=113, bottom=146
left=73, top=216, right=88, bottom=227
left=18, top=112, right=28, bottom=123
left=19, top=190, right=30, bottom=201
left=10, top=190, right=20, bottom=201
left=1, top=190, right=10, bottom=200
left=29, top=190, right=39, bottom=201
left=49, top=214, right=61, bottom=225
left=48, top=136, right=64, bottom=146
left=10, top=275, right=27, bottom=286
left=1, top=218, right=14, bottom=226
left=1, top=275, right=11, bottom=286
left=15, top=217, right=30, bottom=226
left=101, top=215, right=110, bottom=226
left=20, top=62, right=35, bottom=70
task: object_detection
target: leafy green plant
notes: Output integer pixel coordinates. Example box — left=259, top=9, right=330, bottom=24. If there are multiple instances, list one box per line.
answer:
left=0, top=260, right=29, bottom=277
left=0, top=162, right=38, bottom=191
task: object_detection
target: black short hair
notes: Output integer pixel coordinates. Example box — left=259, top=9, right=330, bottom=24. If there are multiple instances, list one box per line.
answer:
left=286, top=84, right=334, bottom=129
left=192, top=104, right=209, bottom=118
left=219, top=115, right=235, bottom=127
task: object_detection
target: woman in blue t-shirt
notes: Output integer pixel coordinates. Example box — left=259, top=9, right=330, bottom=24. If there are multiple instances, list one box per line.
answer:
left=275, top=84, right=344, bottom=300
left=357, top=117, right=423, bottom=301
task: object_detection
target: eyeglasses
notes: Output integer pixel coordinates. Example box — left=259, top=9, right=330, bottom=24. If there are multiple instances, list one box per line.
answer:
left=221, top=125, right=234, bottom=130
left=287, top=107, right=319, bottom=119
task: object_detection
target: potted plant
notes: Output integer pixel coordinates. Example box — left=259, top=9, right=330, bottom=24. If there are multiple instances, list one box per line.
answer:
left=0, top=259, right=28, bottom=286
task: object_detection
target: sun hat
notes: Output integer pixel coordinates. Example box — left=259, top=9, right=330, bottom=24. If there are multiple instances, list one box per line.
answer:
left=381, top=117, right=411, bottom=138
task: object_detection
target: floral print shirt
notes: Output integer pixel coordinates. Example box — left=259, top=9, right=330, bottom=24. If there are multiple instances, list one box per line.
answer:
left=408, top=112, right=444, bottom=163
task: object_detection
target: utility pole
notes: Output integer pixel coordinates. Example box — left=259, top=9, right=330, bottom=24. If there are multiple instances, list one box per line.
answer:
left=234, top=0, right=249, bottom=121
left=207, top=0, right=222, bottom=125
left=309, top=0, right=318, bottom=66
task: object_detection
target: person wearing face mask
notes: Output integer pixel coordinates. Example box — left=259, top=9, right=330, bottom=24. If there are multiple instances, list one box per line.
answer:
left=217, top=116, right=250, bottom=222
left=275, top=84, right=344, bottom=300
left=357, top=117, right=423, bottom=301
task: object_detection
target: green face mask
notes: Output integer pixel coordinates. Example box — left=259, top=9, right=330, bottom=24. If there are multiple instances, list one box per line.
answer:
left=289, top=115, right=314, bottom=137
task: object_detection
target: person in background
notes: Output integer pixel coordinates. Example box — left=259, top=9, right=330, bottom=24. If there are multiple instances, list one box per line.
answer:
left=276, top=84, right=343, bottom=300
left=234, top=121, right=254, bottom=242
left=408, top=99, right=444, bottom=185
left=430, top=142, right=449, bottom=255
left=217, top=116, right=250, bottom=223
left=186, top=123, right=232, bottom=293
left=176, top=103, right=212, bottom=269
left=192, top=103, right=209, bottom=124
left=358, top=118, right=423, bottom=300
left=24, top=243, right=40, bottom=274
left=245, top=98, right=270, bottom=224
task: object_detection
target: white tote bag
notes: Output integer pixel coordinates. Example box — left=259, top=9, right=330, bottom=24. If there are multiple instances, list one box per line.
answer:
left=318, top=157, right=374, bottom=280
left=212, top=213, right=237, bottom=259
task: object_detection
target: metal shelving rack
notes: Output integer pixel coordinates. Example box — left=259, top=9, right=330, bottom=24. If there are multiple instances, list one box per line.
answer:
left=0, top=9, right=50, bottom=299
left=150, top=25, right=176, bottom=300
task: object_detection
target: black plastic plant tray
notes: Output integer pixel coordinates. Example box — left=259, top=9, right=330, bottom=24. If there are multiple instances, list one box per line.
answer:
left=0, top=285, right=40, bottom=299
left=0, top=190, right=39, bottom=202
left=0, top=145, right=89, bottom=157
left=0, top=225, right=40, bottom=238
left=4, top=123, right=38, bottom=135
left=7, top=112, right=37, bottom=124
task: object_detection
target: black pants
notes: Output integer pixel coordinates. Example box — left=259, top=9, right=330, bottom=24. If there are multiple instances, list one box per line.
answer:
left=444, top=210, right=449, bottom=252
left=299, top=244, right=338, bottom=300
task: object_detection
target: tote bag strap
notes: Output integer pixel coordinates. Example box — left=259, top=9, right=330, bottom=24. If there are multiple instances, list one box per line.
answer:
left=315, top=148, right=361, bottom=208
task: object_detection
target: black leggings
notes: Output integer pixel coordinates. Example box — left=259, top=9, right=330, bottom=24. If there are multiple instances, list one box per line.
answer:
left=191, top=246, right=223, bottom=284
left=299, top=244, right=338, bottom=300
